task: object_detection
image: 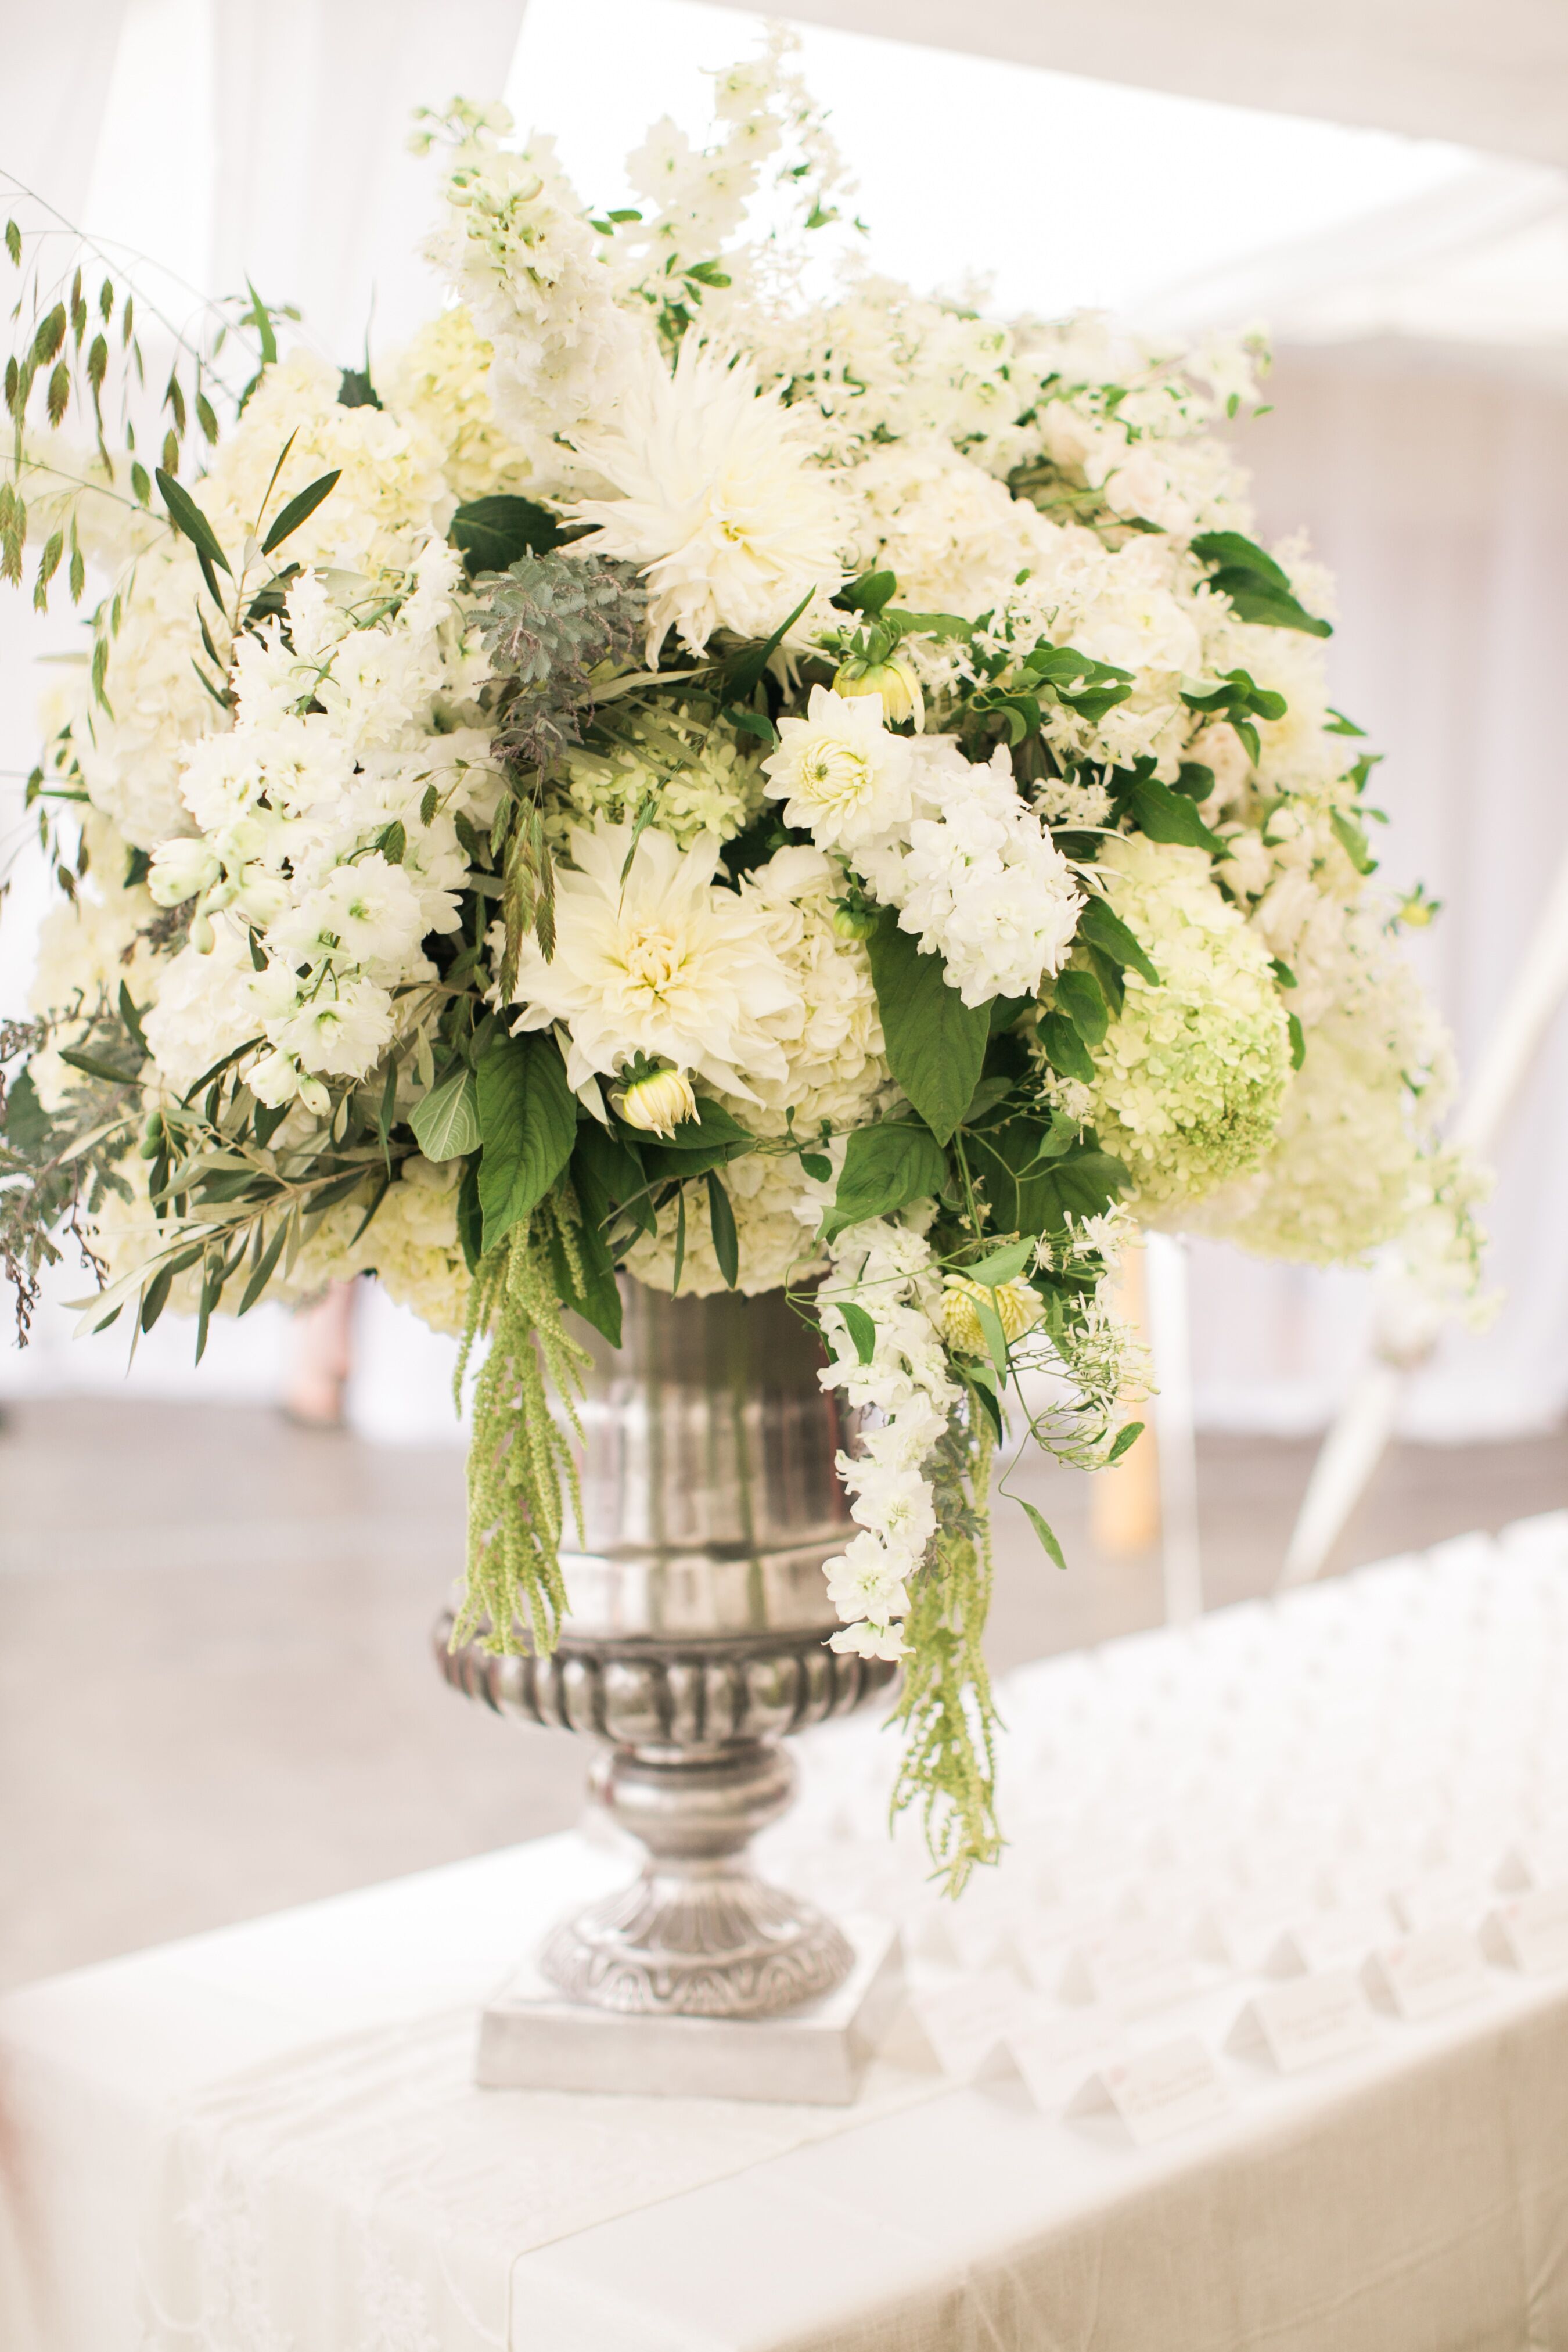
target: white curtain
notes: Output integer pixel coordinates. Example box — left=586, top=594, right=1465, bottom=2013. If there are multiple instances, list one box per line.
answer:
left=1188, top=346, right=1568, bottom=1438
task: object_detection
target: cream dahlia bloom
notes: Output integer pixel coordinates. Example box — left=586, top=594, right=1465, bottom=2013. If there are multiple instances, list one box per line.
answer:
left=510, top=820, right=795, bottom=1101
left=566, top=339, right=843, bottom=660
left=761, top=685, right=914, bottom=854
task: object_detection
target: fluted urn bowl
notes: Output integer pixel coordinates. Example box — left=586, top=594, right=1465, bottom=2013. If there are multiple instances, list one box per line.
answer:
left=436, top=1282, right=897, bottom=2020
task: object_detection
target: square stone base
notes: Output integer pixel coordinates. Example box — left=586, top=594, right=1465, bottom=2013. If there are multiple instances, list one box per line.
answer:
left=476, top=1915, right=905, bottom=2104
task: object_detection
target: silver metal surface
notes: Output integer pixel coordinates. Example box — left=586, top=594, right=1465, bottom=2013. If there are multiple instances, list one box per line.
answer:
left=438, top=1282, right=898, bottom=2031
left=477, top=1917, right=905, bottom=2105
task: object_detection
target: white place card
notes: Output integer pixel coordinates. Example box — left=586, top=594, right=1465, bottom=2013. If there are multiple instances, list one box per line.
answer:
left=1271, top=1901, right=1393, bottom=1977
left=1195, top=1895, right=1292, bottom=1975
left=899, top=1969, right=1032, bottom=2080
left=1061, top=1921, right=1196, bottom=2017
left=982, top=2012, right=1127, bottom=2112
left=1390, top=1869, right=1486, bottom=1936
left=1498, top=1835, right=1568, bottom=1894
left=1483, top=1886, right=1568, bottom=1977
left=1069, top=2035, right=1231, bottom=2146
left=1366, top=1925, right=1490, bottom=2020
left=1228, top=1969, right=1378, bottom=2074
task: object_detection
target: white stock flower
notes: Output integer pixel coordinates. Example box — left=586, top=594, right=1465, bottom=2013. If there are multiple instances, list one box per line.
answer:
left=567, top=339, right=843, bottom=659
left=148, top=838, right=221, bottom=907
left=271, top=981, right=396, bottom=1080
left=761, top=685, right=913, bottom=854
left=859, top=739, right=1082, bottom=1007
left=510, top=819, right=794, bottom=1101
left=268, top=855, right=426, bottom=980
left=825, top=1531, right=912, bottom=1624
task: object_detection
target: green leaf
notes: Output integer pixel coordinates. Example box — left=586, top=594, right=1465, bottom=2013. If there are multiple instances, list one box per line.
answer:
left=671, top=1184, right=687, bottom=1293
left=244, top=279, right=278, bottom=366
left=58, top=1046, right=140, bottom=1087
left=1126, top=775, right=1225, bottom=854
left=865, top=909, right=991, bottom=1147
left=973, top=1292, right=1011, bottom=1375
left=545, top=1157, right=623, bottom=1346
left=966, top=1235, right=1036, bottom=1286
left=1037, top=1009, right=1095, bottom=1086
left=337, top=366, right=382, bottom=410
left=117, top=981, right=149, bottom=1060
left=964, top=1361, right=1005, bottom=1444
left=456, top=1163, right=483, bottom=1274
left=155, top=467, right=231, bottom=580
left=238, top=1219, right=290, bottom=1314
left=835, top=569, right=897, bottom=616
left=1330, top=806, right=1377, bottom=875
left=1051, top=1146, right=1128, bottom=1219
left=825, top=1120, right=948, bottom=1240
left=706, top=1170, right=739, bottom=1288
left=1287, top=1010, right=1306, bottom=1070
left=474, top=1032, right=577, bottom=1255
left=260, top=467, right=341, bottom=556
left=1077, top=896, right=1159, bottom=987
left=722, top=587, right=815, bottom=702
left=1212, top=573, right=1333, bottom=638
left=450, top=494, right=563, bottom=576
left=1106, top=1418, right=1144, bottom=1465
left=1191, top=530, right=1291, bottom=591
left=1017, top=1498, right=1067, bottom=1569
left=1054, top=968, right=1107, bottom=1048
left=410, top=1068, right=481, bottom=1161
left=839, top=1300, right=877, bottom=1364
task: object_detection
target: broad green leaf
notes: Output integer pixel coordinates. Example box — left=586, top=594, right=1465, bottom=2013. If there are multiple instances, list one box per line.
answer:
left=964, top=1361, right=1005, bottom=1443
left=706, top=1170, right=739, bottom=1288
left=1106, top=1418, right=1144, bottom=1465
left=474, top=1032, right=577, bottom=1255
left=839, top=1300, right=877, bottom=1364
left=1211, top=572, right=1333, bottom=638
left=450, top=493, right=564, bottom=576
left=1017, top=1498, right=1067, bottom=1569
left=647, top=1097, right=751, bottom=1150
left=825, top=1119, right=947, bottom=1240
left=260, top=467, right=341, bottom=556
left=836, top=569, right=896, bottom=615
left=1037, top=1009, right=1095, bottom=1087
left=1126, top=775, right=1224, bottom=854
left=966, top=1235, right=1036, bottom=1287
left=546, top=1155, right=623, bottom=1346
left=1190, top=529, right=1291, bottom=589
left=1077, top=896, right=1159, bottom=987
left=410, top=1068, right=481, bottom=1162
left=865, top=909, right=991, bottom=1146
left=1330, top=807, right=1377, bottom=875
left=1051, top=1146, right=1128, bottom=1220
left=1054, top=968, right=1108, bottom=1048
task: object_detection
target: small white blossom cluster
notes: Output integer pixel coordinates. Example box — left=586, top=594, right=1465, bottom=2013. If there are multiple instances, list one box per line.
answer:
left=142, top=548, right=493, bottom=1114
left=817, top=1218, right=959, bottom=1660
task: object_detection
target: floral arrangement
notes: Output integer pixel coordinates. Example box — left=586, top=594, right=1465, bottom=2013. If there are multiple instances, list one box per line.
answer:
left=0, top=34, right=1481, bottom=1887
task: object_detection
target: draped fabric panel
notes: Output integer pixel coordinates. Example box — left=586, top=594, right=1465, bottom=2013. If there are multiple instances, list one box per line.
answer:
left=1189, top=348, right=1568, bottom=1437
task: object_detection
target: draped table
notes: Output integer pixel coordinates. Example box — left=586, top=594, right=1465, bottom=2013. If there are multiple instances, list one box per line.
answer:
left=5, top=1516, right=1568, bottom=2352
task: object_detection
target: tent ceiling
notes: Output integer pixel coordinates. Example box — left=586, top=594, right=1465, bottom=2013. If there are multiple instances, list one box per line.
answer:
left=711, top=1, right=1568, bottom=168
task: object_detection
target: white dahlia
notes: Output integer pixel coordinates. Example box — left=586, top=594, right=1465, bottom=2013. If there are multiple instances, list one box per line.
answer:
left=760, top=685, right=913, bottom=854
left=509, top=820, right=796, bottom=1101
left=566, top=339, right=843, bottom=660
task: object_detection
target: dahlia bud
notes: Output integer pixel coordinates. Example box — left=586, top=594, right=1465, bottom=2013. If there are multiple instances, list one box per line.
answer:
left=615, top=1063, right=697, bottom=1139
left=830, top=898, right=879, bottom=942
left=832, top=656, right=924, bottom=731
left=940, top=1274, right=1044, bottom=1357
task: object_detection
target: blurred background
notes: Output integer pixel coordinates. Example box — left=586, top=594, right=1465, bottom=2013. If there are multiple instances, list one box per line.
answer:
left=5, top=0, right=1568, bottom=1989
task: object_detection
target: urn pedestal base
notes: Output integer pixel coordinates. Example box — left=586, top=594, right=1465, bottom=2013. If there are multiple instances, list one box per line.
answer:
left=476, top=1914, right=904, bottom=2105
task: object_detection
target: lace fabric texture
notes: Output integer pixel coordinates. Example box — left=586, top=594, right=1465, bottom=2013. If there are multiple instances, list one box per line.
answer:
left=134, top=2008, right=939, bottom=2352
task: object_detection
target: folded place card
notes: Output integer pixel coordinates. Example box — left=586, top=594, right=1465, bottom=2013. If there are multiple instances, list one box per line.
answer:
left=1067, top=2035, right=1232, bottom=2145
left=1497, top=1835, right=1568, bottom=1894
left=1194, top=1895, right=1293, bottom=1975
left=980, top=2012, right=1128, bottom=2112
left=1365, top=1925, right=1490, bottom=2020
left=1060, top=1919, right=1197, bottom=2017
left=1390, top=1869, right=1487, bottom=1934
left=1228, top=1969, right=1378, bottom=2074
left=1483, top=1886, right=1568, bottom=1977
left=1270, top=1901, right=1393, bottom=1977
left=898, top=1968, right=1034, bottom=2080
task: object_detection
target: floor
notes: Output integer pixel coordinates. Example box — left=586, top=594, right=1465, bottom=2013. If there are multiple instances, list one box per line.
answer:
left=3, top=1394, right=1565, bottom=1992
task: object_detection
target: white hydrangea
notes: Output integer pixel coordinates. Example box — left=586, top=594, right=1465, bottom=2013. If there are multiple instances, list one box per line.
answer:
left=858, top=738, right=1083, bottom=1006
left=623, top=1146, right=834, bottom=1298
left=721, top=845, right=890, bottom=1136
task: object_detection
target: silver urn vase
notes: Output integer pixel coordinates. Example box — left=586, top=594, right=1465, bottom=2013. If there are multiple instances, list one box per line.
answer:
left=437, top=1282, right=898, bottom=2023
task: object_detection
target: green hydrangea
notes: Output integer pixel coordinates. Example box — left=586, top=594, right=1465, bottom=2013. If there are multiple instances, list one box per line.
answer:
left=1080, top=835, right=1290, bottom=1211
left=553, top=702, right=764, bottom=847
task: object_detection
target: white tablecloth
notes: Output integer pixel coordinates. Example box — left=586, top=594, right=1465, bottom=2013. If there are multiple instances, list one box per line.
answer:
left=5, top=1518, right=1568, bottom=2352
